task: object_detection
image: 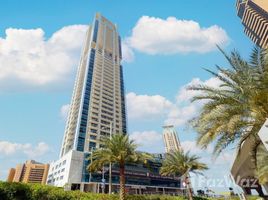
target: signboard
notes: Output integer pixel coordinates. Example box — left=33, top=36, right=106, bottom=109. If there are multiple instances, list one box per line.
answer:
left=258, top=119, right=268, bottom=151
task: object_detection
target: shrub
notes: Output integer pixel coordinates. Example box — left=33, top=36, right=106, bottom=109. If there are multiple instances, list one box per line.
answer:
left=0, top=182, right=32, bottom=200
left=0, top=181, right=212, bottom=200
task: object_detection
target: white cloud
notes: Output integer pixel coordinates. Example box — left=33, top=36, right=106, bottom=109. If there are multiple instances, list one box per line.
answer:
left=213, top=151, right=235, bottom=165
left=60, top=104, right=70, bottom=121
left=176, top=75, right=222, bottom=103
left=0, top=25, right=88, bottom=91
left=122, top=40, right=134, bottom=63
left=130, top=130, right=162, bottom=146
left=129, top=130, right=164, bottom=153
left=165, top=104, right=198, bottom=127
left=126, top=76, right=221, bottom=126
left=126, top=16, right=229, bottom=55
left=126, top=92, right=173, bottom=120
left=165, top=77, right=222, bottom=127
left=0, top=141, right=50, bottom=158
left=23, top=142, right=50, bottom=158
left=181, top=140, right=213, bottom=154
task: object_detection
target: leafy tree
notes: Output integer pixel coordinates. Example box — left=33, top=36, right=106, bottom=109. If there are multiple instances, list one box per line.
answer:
left=256, top=145, right=268, bottom=184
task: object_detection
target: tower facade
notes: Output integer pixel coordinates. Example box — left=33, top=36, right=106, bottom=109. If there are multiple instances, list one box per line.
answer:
left=60, top=13, right=127, bottom=157
left=163, top=125, right=182, bottom=153
left=47, top=13, right=127, bottom=189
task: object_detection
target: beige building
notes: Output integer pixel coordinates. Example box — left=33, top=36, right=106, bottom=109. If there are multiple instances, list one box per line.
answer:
left=47, top=13, right=127, bottom=190
left=162, top=125, right=182, bottom=153
left=6, top=168, right=15, bottom=182
left=60, top=13, right=127, bottom=157
left=7, top=160, right=49, bottom=184
left=236, top=0, right=268, bottom=48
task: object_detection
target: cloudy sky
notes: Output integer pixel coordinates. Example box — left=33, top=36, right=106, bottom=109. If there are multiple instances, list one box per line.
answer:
left=0, top=0, right=253, bottom=193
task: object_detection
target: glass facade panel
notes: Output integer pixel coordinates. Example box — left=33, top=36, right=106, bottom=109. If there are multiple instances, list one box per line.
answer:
left=76, top=49, right=96, bottom=152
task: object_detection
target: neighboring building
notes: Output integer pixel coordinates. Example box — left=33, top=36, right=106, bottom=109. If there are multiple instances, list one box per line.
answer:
left=236, top=0, right=268, bottom=48
left=163, top=125, right=182, bottom=153
left=6, top=168, right=15, bottom=182
left=47, top=13, right=181, bottom=194
left=162, top=125, right=192, bottom=193
left=7, top=160, right=49, bottom=184
left=13, top=163, right=24, bottom=182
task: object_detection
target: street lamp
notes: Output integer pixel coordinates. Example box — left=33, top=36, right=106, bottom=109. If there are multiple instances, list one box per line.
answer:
left=89, top=147, right=93, bottom=182
left=102, top=165, right=105, bottom=193
left=101, top=122, right=113, bottom=195
left=108, top=122, right=113, bottom=195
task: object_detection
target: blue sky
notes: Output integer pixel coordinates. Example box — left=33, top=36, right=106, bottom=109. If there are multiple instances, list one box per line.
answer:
left=0, top=0, right=254, bottom=193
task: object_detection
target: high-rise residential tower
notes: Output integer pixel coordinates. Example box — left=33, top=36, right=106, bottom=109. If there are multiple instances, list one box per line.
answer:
left=162, top=125, right=182, bottom=153
left=47, top=14, right=181, bottom=194
left=236, top=0, right=268, bottom=48
left=47, top=13, right=127, bottom=189
left=60, top=13, right=127, bottom=157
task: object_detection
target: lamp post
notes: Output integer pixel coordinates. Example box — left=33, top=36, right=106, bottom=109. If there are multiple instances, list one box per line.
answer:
left=101, top=122, right=113, bottom=195
left=108, top=122, right=113, bottom=195
left=89, top=147, right=93, bottom=182
left=102, top=165, right=105, bottom=193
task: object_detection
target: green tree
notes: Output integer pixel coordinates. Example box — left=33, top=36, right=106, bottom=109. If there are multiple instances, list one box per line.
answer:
left=256, top=145, right=268, bottom=184
left=160, top=150, right=208, bottom=200
left=87, top=133, right=151, bottom=200
left=189, top=47, right=268, bottom=183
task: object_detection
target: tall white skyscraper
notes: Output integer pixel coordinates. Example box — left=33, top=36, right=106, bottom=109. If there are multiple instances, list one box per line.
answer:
left=60, top=13, right=127, bottom=156
left=162, top=125, right=182, bottom=153
left=47, top=13, right=127, bottom=190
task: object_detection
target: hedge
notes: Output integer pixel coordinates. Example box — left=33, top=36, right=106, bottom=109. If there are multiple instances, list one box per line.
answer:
left=0, top=181, right=259, bottom=200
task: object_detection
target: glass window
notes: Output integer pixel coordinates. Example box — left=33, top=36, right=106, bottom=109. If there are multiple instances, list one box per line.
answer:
left=90, top=135, right=97, bottom=140
left=89, top=142, right=96, bottom=148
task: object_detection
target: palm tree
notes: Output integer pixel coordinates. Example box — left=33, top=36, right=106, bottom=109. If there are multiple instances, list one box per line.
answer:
left=256, top=145, right=268, bottom=184
left=87, top=133, right=150, bottom=200
left=188, top=47, right=268, bottom=183
left=160, top=150, right=208, bottom=200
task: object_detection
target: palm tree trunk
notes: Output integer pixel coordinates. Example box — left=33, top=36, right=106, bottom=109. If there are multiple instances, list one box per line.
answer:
left=119, top=163, right=126, bottom=200
left=185, top=176, right=193, bottom=200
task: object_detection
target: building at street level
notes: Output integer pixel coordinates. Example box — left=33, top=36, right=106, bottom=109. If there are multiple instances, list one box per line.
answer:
left=47, top=14, right=181, bottom=194
left=163, top=125, right=182, bottom=153
left=236, top=0, right=268, bottom=48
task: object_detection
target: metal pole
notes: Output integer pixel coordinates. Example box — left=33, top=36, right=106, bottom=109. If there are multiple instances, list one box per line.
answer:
left=102, top=165, right=105, bottom=193
left=109, top=122, right=113, bottom=195
left=90, top=148, right=93, bottom=181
